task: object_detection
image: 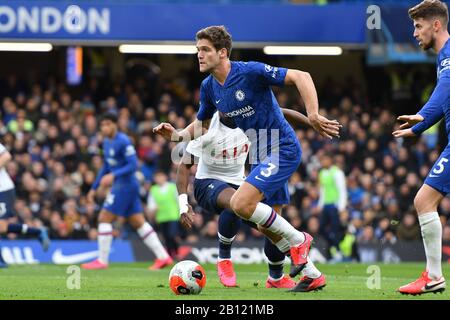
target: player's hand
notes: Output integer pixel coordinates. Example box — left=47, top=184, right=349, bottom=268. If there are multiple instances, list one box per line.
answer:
left=86, top=189, right=96, bottom=204
left=392, top=128, right=416, bottom=138
left=152, top=123, right=181, bottom=142
left=396, top=114, right=424, bottom=129
left=180, top=205, right=195, bottom=229
left=309, top=114, right=341, bottom=139
left=100, top=173, right=115, bottom=188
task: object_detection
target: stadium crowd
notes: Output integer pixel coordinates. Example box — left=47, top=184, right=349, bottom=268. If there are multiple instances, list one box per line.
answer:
left=1, top=68, right=449, bottom=261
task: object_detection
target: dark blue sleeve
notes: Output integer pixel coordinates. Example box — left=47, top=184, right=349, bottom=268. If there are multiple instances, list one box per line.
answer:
left=197, top=80, right=216, bottom=121
left=411, top=77, right=449, bottom=135
left=91, top=161, right=110, bottom=190
left=246, top=61, right=287, bottom=87
left=111, top=140, right=138, bottom=178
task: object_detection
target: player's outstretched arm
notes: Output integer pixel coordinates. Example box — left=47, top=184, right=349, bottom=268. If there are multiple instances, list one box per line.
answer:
left=393, top=77, right=450, bottom=138
left=153, top=118, right=211, bottom=142
left=284, top=69, right=337, bottom=139
left=176, top=150, right=196, bottom=229
left=281, top=108, right=341, bottom=138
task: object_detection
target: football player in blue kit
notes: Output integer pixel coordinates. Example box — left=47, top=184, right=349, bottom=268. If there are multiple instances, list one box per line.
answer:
left=393, top=0, right=448, bottom=295
left=81, top=113, right=172, bottom=270
left=154, top=25, right=340, bottom=281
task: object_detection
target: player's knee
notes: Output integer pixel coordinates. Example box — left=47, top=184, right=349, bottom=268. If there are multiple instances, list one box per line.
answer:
left=230, top=194, right=254, bottom=218
left=414, top=194, right=430, bottom=213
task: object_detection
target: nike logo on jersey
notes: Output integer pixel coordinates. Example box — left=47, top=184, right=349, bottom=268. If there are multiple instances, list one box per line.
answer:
left=429, top=174, right=440, bottom=178
left=215, top=100, right=221, bottom=104
left=254, top=176, right=265, bottom=182
left=52, top=249, right=99, bottom=264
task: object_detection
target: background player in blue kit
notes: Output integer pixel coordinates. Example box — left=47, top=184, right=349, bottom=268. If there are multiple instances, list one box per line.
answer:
left=393, top=0, right=448, bottom=295
left=154, top=25, right=340, bottom=278
left=81, top=113, right=172, bottom=270
left=0, top=142, right=50, bottom=268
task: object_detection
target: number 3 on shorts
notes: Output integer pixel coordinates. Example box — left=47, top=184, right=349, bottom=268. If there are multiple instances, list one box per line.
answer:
left=260, top=163, right=277, bottom=178
left=433, top=157, right=449, bottom=175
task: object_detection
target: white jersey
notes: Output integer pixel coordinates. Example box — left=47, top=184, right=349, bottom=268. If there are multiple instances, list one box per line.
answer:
left=0, top=143, right=14, bottom=192
left=186, top=112, right=250, bottom=186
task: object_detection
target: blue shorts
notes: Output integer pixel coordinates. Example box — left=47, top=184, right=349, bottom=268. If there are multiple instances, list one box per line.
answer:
left=194, top=178, right=239, bottom=214
left=424, top=145, right=450, bottom=196
left=103, top=182, right=143, bottom=217
left=247, top=150, right=301, bottom=206
left=0, top=189, right=16, bottom=220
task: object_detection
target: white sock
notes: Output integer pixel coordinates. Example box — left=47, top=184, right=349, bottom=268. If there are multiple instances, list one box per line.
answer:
left=249, top=203, right=305, bottom=246
left=98, top=223, right=113, bottom=264
left=302, top=257, right=322, bottom=279
left=275, top=238, right=290, bottom=255
left=137, top=222, right=169, bottom=260
left=418, top=212, right=443, bottom=280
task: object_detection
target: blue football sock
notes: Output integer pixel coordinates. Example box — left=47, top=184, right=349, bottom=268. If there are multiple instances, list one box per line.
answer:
left=218, top=209, right=241, bottom=259
left=7, top=224, right=41, bottom=236
left=264, top=237, right=285, bottom=280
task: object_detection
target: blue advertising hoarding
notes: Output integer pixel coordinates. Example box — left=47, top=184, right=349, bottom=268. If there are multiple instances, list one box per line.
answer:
left=0, top=2, right=367, bottom=44
left=1, top=240, right=134, bottom=264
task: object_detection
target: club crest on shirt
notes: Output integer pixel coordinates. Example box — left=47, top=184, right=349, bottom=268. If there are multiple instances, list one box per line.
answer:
left=109, top=149, right=115, bottom=156
left=235, top=90, right=245, bottom=101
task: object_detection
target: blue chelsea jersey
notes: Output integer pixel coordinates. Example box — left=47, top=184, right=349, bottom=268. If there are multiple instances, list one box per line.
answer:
left=92, top=131, right=139, bottom=189
left=412, top=38, right=450, bottom=139
left=436, top=38, right=450, bottom=136
left=197, top=61, right=301, bottom=162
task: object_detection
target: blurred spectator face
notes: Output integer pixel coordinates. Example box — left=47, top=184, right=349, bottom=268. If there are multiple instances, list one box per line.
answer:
left=383, top=155, right=395, bottom=171
left=153, top=172, right=168, bottom=185
left=85, top=116, right=97, bottom=133
left=92, top=155, right=103, bottom=171
left=286, top=205, right=299, bottom=220
left=443, top=225, right=450, bottom=242
left=48, top=125, right=59, bottom=140
left=307, top=216, right=320, bottom=235
left=364, top=157, right=376, bottom=173
left=203, top=221, right=217, bottom=238
left=362, top=226, right=375, bottom=241
left=31, top=161, right=45, bottom=177
left=398, top=148, right=409, bottom=162
left=183, top=105, right=194, bottom=119
left=378, top=218, right=390, bottom=231
left=402, top=213, right=416, bottom=227
left=367, top=138, right=378, bottom=153
left=64, top=140, right=77, bottom=155
left=320, top=154, right=332, bottom=169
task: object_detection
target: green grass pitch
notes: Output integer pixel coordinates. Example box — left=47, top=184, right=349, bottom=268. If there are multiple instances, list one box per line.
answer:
left=0, top=263, right=448, bottom=300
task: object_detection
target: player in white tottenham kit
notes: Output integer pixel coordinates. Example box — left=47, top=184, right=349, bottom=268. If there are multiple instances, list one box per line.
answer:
left=0, top=143, right=50, bottom=268
left=177, top=109, right=339, bottom=291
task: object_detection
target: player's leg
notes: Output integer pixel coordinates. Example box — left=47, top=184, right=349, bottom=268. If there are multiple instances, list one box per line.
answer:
left=0, top=189, right=50, bottom=251
left=399, top=183, right=446, bottom=295
left=217, top=209, right=241, bottom=287
left=230, top=181, right=311, bottom=277
left=128, top=213, right=172, bottom=270
left=0, top=221, right=7, bottom=268
left=196, top=181, right=240, bottom=287
left=260, top=204, right=293, bottom=288
left=81, top=209, right=116, bottom=269
left=159, top=222, right=179, bottom=259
